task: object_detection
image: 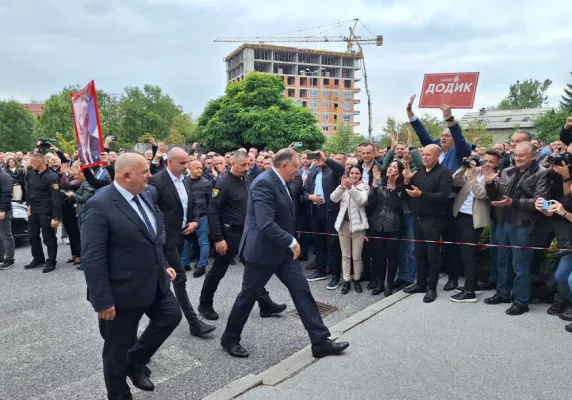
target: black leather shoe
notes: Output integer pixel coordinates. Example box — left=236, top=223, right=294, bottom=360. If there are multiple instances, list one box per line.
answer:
left=127, top=368, right=155, bottom=391
left=341, top=281, right=351, bottom=294
left=558, top=307, right=572, bottom=322
left=505, top=303, right=529, bottom=315
left=548, top=300, right=569, bottom=316
left=193, top=268, right=206, bottom=278
left=190, top=319, right=216, bottom=337
left=565, top=323, right=572, bottom=333
left=221, top=340, right=249, bottom=358
left=403, top=283, right=427, bottom=294
left=443, top=278, right=458, bottom=291
left=366, top=280, right=377, bottom=290
left=371, top=285, right=384, bottom=296
left=311, top=339, right=349, bottom=359
left=484, top=293, right=511, bottom=305
left=384, top=286, right=393, bottom=297
left=24, top=259, right=44, bottom=269
left=353, top=281, right=363, bottom=293
left=198, top=304, right=219, bottom=320
left=42, top=260, right=56, bottom=273
left=260, top=302, right=287, bottom=318
left=423, top=289, right=437, bottom=303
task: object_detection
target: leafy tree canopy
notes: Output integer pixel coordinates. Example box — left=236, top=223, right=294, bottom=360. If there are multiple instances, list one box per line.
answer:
left=534, top=107, right=572, bottom=144
left=560, top=72, right=572, bottom=111
left=0, top=100, right=37, bottom=152
left=195, top=72, right=326, bottom=152
left=497, top=78, right=552, bottom=110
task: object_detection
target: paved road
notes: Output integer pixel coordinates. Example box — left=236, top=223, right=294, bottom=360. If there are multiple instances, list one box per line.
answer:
left=239, top=285, right=572, bottom=400
left=0, top=240, right=383, bottom=400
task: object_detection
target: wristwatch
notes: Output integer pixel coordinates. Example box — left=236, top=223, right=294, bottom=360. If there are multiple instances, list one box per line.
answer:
left=563, top=177, right=572, bottom=183
left=445, top=116, right=455, bottom=122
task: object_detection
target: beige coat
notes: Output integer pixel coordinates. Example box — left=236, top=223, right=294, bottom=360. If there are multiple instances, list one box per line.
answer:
left=452, top=166, right=491, bottom=229
left=330, top=182, right=370, bottom=233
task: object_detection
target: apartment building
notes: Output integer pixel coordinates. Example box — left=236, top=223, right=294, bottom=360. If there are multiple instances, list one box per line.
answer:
left=224, top=44, right=362, bottom=135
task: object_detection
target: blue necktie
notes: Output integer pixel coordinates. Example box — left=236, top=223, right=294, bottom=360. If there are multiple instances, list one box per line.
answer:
left=132, top=195, right=156, bottom=237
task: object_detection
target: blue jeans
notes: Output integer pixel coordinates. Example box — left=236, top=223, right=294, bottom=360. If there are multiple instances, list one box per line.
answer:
left=181, top=215, right=210, bottom=269
left=398, top=213, right=417, bottom=284
left=488, top=220, right=498, bottom=284
left=495, top=222, right=534, bottom=305
left=555, top=254, right=572, bottom=301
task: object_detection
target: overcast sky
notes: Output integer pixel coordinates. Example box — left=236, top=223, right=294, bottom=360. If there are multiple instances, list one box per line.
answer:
left=1, top=0, right=571, bottom=137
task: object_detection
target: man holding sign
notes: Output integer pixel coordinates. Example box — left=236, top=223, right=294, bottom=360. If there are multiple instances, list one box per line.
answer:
left=406, top=94, right=471, bottom=292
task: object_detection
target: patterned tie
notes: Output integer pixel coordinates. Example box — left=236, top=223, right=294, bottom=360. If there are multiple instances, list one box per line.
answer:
left=132, top=195, right=156, bottom=237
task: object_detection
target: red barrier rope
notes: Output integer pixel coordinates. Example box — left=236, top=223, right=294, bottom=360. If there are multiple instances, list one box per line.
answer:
left=296, top=230, right=566, bottom=252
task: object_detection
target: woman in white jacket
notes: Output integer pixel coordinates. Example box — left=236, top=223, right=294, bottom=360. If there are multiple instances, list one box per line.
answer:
left=330, top=165, right=369, bottom=294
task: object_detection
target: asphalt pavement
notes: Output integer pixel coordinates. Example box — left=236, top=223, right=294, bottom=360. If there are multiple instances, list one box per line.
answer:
left=238, top=283, right=572, bottom=400
left=0, top=239, right=384, bottom=400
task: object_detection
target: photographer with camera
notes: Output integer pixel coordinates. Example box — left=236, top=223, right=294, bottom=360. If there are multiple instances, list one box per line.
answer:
left=449, top=153, right=495, bottom=303
left=534, top=195, right=572, bottom=333
left=484, top=142, right=551, bottom=315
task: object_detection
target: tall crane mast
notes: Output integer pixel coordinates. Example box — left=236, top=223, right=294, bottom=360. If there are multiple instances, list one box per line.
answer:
left=214, top=19, right=382, bottom=142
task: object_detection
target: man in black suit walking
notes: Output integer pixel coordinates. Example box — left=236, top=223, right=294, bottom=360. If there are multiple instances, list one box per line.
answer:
left=221, top=148, right=349, bottom=359
left=81, top=153, right=182, bottom=400
left=148, top=147, right=215, bottom=338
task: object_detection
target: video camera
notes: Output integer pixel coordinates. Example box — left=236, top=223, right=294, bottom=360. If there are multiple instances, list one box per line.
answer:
left=462, top=155, right=481, bottom=168
left=38, top=138, right=56, bottom=150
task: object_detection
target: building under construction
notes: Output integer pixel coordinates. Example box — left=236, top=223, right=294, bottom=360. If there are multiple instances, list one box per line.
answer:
left=224, top=44, right=362, bottom=136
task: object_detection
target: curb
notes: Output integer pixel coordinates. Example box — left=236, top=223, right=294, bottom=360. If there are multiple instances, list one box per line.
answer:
left=203, top=290, right=411, bottom=399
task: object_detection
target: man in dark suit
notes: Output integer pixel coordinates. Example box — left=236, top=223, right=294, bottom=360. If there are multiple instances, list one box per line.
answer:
left=221, top=148, right=349, bottom=359
left=148, top=147, right=215, bottom=338
left=81, top=153, right=182, bottom=400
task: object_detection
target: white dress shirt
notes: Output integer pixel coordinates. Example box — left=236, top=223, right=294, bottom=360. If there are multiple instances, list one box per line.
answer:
left=113, top=181, right=157, bottom=234
left=167, top=169, right=189, bottom=228
left=271, top=168, right=297, bottom=249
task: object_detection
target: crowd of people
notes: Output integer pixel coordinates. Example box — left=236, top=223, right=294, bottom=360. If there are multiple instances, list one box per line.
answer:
left=2, top=100, right=572, bottom=335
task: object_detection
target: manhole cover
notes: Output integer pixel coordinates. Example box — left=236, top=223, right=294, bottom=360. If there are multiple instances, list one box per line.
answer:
left=291, top=301, right=339, bottom=318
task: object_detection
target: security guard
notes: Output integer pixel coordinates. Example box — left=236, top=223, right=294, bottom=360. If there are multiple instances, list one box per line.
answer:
left=198, top=150, right=286, bottom=320
left=24, top=153, right=62, bottom=273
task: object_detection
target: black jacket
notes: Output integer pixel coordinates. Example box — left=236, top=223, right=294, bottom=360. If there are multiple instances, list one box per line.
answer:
left=368, top=179, right=402, bottom=232
left=406, top=163, right=453, bottom=217
left=302, top=159, right=345, bottom=214
left=148, top=169, right=199, bottom=248
left=26, top=168, right=62, bottom=219
left=288, top=172, right=304, bottom=218
left=359, top=160, right=383, bottom=217
left=5, top=167, right=25, bottom=200
left=0, top=170, right=13, bottom=212
left=188, top=176, right=212, bottom=217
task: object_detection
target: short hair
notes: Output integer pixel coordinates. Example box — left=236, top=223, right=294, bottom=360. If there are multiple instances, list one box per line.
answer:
left=230, top=150, right=249, bottom=164
left=30, top=153, right=45, bottom=162
left=303, top=150, right=312, bottom=155
left=264, top=155, right=273, bottom=160
left=359, top=142, right=374, bottom=149
left=515, top=141, right=535, bottom=154
left=514, top=130, right=532, bottom=141
left=485, top=150, right=502, bottom=160
left=273, top=148, right=297, bottom=169
left=346, top=157, right=358, bottom=165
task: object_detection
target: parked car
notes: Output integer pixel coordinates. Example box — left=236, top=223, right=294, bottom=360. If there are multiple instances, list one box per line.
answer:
left=11, top=201, right=28, bottom=243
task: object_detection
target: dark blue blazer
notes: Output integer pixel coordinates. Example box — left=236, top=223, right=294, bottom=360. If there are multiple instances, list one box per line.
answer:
left=239, top=169, right=296, bottom=267
left=80, top=184, right=171, bottom=312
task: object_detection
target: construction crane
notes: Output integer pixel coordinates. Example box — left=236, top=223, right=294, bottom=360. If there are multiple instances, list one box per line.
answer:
left=214, top=19, right=382, bottom=141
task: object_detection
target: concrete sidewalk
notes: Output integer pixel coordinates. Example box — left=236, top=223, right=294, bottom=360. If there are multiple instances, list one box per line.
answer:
left=236, top=287, right=572, bottom=400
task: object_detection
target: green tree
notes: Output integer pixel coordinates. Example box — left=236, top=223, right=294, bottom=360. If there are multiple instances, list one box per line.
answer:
left=170, top=113, right=197, bottom=144
left=497, top=78, right=552, bottom=110
left=534, top=108, right=572, bottom=144
left=0, top=101, right=37, bottom=151
left=118, top=85, right=184, bottom=147
left=560, top=72, right=572, bottom=111
left=324, top=123, right=356, bottom=154
left=195, top=72, right=325, bottom=152
left=384, top=114, right=445, bottom=148
left=54, top=132, right=77, bottom=155
left=35, top=86, right=79, bottom=141
left=462, top=119, right=493, bottom=149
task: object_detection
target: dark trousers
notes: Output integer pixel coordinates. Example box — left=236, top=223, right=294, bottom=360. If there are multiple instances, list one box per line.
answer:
left=298, top=213, right=311, bottom=258
left=61, top=202, right=81, bottom=257
left=199, top=231, right=269, bottom=308
left=530, top=219, right=572, bottom=276
left=455, top=213, right=483, bottom=293
left=164, top=237, right=199, bottom=324
left=443, top=199, right=461, bottom=280
left=369, top=230, right=400, bottom=288
left=309, top=206, right=341, bottom=278
left=414, top=215, right=445, bottom=290
left=98, top=290, right=182, bottom=399
left=223, top=258, right=331, bottom=345
left=28, top=213, right=57, bottom=262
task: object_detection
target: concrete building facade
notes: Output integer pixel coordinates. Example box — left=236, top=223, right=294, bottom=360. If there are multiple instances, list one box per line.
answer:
left=224, top=44, right=362, bottom=136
